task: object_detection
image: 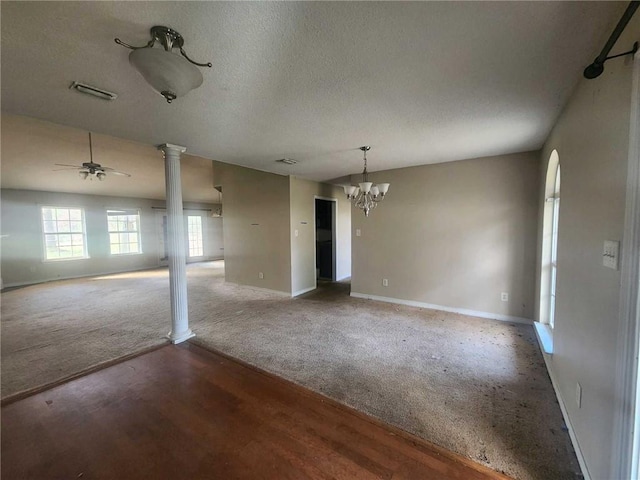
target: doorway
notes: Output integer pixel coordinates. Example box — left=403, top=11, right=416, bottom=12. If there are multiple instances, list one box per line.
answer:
left=315, top=198, right=336, bottom=281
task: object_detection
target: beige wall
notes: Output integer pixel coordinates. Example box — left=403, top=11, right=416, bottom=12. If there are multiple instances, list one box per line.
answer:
left=289, top=177, right=351, bottom=295
left=0, top=189, right=223, bottom=287
left=351, top=151, right=539, bottom=320
left=215, top=162, right=292, bottom=294
left=534, top=16, right=639, bottom=479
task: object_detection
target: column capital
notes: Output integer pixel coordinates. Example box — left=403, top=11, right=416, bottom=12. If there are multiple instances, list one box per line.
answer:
left=157, top=143, right=187, bottom=154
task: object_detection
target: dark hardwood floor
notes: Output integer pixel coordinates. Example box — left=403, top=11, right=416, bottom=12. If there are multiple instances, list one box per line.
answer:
left=1, top=343, right=512, bottom=479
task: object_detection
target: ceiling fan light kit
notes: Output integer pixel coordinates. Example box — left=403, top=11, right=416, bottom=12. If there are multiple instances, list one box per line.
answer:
left=115, top=26, right=212, bottom=103
left=54, top=133, right=130, bottom=181
left=344, top=146, right=390, bottom=217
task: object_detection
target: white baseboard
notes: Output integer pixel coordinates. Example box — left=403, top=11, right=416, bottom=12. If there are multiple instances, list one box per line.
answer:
left=534, top=336, right=591, bottom=480
left=292, top=286, right=316, bottom=297
left=349, top=292, right=532, bottom=324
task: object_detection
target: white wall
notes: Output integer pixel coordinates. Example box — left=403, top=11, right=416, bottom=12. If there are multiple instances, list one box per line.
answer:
left=289, top=177, right=351, bottom=296
left=0, top=189, right=222, bottom=287
left=534, top=15, right=639, bottom=480
left=351, top=151, right=539, bottom=320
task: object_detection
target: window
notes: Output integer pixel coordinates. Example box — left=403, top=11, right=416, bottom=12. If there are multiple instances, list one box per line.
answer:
left=548, top=163, right=561, bottom=329
left=187, top=215, right=204, bottom=257
left=107, top=209, right=141, bottom=255
left=42, top=207, right=88, bottom=260
left=537, top=150, right=560, bottom=355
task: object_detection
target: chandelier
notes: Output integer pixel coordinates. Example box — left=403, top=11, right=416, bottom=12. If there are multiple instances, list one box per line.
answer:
left=344, top=146, right=390, bottom=217
left=115, top=26, right=212, bottom=103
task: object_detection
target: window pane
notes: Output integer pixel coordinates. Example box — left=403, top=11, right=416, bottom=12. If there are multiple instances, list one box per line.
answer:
left=71, top=246, right=84, bottom=257
left=42, top=208, right=55, bottom=221
left=58, top=234, right=71, bottom=246
left=57, top=209, right=70, bottom=221
left=57, top=221, right=71, bottom=233
left=70, top=221, right=83, bottom=232
left=45, top=235, right=58, bottom=247
left=43, top=221, right=57, bottom=233
left=187, top=216, right=203, bottom=257
left=69, top=209, right=82, bottom=221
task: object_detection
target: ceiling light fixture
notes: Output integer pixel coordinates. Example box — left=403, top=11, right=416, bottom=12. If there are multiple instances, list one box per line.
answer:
left=115, top=26, right=212, bottom=103
left=277, top=158, right=297, bottom=165
left=70, top=81, right=118, bottom=101
left=344, top=146, right=390, bottom=217
left=54, top=133, right=131, bottom=180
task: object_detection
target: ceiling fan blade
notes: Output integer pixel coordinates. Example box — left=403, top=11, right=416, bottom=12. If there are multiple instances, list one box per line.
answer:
left=109, top=170, right=131, bottom=177
left=54, top=163, right=83, bottom=168
left=53, top=167, right=82, bottom=171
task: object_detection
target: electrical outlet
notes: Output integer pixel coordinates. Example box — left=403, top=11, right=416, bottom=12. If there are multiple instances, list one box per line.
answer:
left=501, top=292, right=509, bottom=302
left=294, top=229, right=299, bottom=237
left=382, top=279, right=388, bottom=287
left=576, top=382, right=582, bottom=408
left=258, top=272, right=264, bottom=279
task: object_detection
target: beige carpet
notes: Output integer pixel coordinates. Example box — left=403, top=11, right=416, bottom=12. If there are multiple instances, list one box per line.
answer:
left=1, top=261, right=580, bottom=480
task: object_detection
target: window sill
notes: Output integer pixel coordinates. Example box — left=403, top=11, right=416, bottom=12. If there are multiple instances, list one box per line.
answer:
left=43, top=256, right=90, bottom=263
left=534, top=322, right=554, bottom=354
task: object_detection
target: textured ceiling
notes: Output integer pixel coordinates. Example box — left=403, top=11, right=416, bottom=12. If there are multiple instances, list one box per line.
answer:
left=0, top=1, right=626, bottom=182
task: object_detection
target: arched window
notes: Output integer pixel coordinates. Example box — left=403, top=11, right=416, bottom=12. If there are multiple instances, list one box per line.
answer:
left=540, top=150, right=560, bottom=331
left=548, top=161, right=560, bottom=328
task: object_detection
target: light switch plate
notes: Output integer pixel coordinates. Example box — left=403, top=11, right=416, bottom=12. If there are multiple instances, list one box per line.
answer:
left=603, top=240, right=620, bottom=270
left=356, top=229, right=361, bottom=237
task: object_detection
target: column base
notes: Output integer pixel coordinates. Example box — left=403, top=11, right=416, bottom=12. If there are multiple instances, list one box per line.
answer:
left=167, top=329, right=196, bottom=344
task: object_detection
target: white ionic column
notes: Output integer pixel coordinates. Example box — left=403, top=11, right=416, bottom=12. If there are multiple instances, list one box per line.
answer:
left=158, top=143, right=194, bottom=344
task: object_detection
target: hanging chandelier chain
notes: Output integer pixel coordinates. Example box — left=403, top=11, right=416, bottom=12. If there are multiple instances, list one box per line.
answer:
left=360, top=146, right=370, bottom=182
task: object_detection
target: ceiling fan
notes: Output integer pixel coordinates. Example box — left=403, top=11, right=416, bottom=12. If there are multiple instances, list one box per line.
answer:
left=54, top=132, right=131, bottom=180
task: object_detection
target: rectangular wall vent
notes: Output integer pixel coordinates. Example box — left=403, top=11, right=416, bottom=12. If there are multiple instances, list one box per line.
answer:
left=70, top=81, right=118, bottom=101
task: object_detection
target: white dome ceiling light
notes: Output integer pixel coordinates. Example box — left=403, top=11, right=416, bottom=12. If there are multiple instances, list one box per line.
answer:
left=115, top=26, right=212, bottom=103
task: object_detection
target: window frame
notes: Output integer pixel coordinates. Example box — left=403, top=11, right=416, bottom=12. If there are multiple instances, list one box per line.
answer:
left=106, top=208, right=143, bottom=256
left=41, top=206, right=89, bottom=262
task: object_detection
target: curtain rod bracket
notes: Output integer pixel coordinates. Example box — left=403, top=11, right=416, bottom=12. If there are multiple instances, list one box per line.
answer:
left=584, top=1, right=639, bottom=79
left=584, top=41, right=639, bottom=79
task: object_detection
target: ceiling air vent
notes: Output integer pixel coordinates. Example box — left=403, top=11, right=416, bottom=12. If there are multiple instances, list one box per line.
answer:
left=70, top=81, right=118, bottom=101
left=276, top=158, right=297, bottom=165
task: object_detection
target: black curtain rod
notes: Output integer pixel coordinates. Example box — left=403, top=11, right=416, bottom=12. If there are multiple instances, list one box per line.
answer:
left=584, top=1, right=639, bottom=79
